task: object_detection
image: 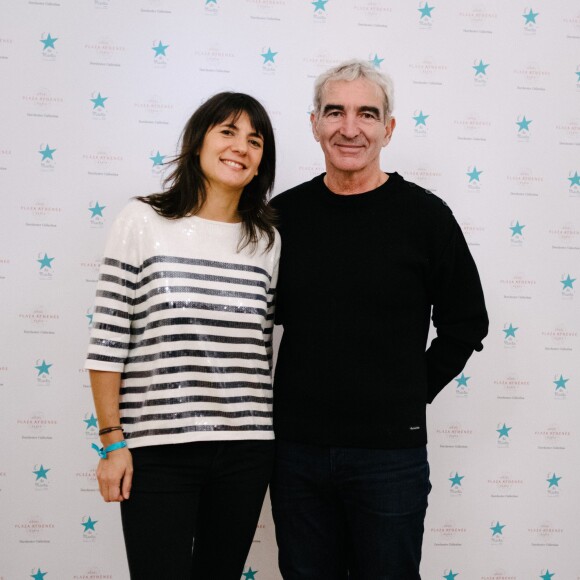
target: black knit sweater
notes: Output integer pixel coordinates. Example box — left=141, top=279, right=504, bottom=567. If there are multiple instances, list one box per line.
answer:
left=270, top=172, right=488, bottom=449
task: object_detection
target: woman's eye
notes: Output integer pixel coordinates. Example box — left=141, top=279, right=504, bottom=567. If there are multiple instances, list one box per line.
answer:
left=249, top=139, right=262, bottom=148
left=220, top=129, right=234, bottom=136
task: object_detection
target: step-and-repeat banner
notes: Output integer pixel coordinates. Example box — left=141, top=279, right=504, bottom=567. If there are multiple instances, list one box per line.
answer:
left=1, top=1, right=579, bottom=578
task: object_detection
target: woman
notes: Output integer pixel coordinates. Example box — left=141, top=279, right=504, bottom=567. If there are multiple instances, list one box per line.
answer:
left=85, top=92, right=280, bottom=579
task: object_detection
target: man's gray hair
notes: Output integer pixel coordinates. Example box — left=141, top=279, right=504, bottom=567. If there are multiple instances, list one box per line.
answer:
left=313, top=59, right=395, bottom=119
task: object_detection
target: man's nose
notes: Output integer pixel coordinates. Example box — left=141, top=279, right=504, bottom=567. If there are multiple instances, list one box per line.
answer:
left=339, top=114, right=360, bottom=139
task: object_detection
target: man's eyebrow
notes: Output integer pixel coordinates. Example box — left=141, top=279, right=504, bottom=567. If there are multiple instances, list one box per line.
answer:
left=322, top=104, right=344, bottom=114
left=358, top=106, right=381, bottom=117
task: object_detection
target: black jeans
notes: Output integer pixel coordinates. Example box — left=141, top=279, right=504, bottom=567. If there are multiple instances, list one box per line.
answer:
left=271, top=440, right=430, bottom=580
left=120, top=439, right=274, bottom=580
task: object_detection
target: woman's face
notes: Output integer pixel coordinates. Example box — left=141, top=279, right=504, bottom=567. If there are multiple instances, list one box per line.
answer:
left=199, top=111, right=264, bottom=196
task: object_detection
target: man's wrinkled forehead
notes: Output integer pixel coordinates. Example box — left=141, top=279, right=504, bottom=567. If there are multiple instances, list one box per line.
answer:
left=318, top=78, right=387, bottom=117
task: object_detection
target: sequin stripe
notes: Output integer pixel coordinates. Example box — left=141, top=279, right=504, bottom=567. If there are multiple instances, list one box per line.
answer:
left=130, top=300, right=266, bottom=321
left=125, top=424, right=274, bottom=439
left=87, top=353, right=125, bottom=364
left=90, top=337, right=129, bottom=349
left=137, top=270, right=267, bottom=291
left=141, top=255, right=270, bottom=279
left=127, top=317, right=263, bottom=335
left=102, top=257, right=140, bottom=274
left=131, top=332, right=265, bottom=349
left=124, top=348, right=269, bottom=364
left=123, top=365, right=271, bottom=379
left=96, top=289, right=134, bottom=305
left=132, top=284, right=268, bottom=305
left=99, top=272, right=137, bottom=290
left=121, top=409, right=273, bottom=423
left=94, top=305, right=130, bottom=319
left=121, top=379, right=272, bottom=395
left=91, top=322, right=130, bottom=335
left=120, top=394, right=273, bottom=409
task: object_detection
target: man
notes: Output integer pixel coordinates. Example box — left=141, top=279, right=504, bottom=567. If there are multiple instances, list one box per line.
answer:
left=269, top=60, right=488, bottom=579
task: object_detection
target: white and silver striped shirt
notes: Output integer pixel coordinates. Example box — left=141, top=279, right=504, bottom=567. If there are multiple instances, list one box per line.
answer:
left=85, top=200, right=280, bottom=448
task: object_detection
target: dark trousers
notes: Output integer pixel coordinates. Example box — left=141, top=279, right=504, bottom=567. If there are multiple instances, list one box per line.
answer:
left=120, top=439, right=274, bottom=580
left=270, top=440, right=430, bottom=580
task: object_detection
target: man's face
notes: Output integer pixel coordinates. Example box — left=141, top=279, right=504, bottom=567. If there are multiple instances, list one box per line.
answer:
left=311, top=78, right=395, bottom=178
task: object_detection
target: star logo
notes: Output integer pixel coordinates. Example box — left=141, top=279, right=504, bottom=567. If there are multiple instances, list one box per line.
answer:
left=473, top=59, right=489, bottom=76
left=413, top=110, right=429, bottom=127
left=90, top=92, right=108, bottom=109
left=243, top=567, right=258, bottom=579
left=418, top=2, right=435, bottom=19
left=31, top=569, right=48, bottom=580
left=84, top=413, right=98, bottom=429
left=35, top=359, right=53, bottom=376
left=449, top=472, right=464, bottom=487
left=370, top=54, right=384, bottom=69
left=89, top=201, right=106, bottom=218
left=205, top=0, right=217, bottom=4
left=40, top=33, right=58, bottom=50
left=152, top=41, right=169, bottom=57
left=39, top=144, right=56, bottom=161
left=523, top=8, right=539, bottom=24
left=82, top=516, right=98, bottom=532
left=509, top=220, right=526, bottom=236
left=443, top=571, right=458, bottom=580
left=150, top=151, right=166, bottom=166
left=490, top=521, right=505, bottom=536
left=86, top=312, right=94, bottom=326
left=568, top=171, right=580, bottom=187
left=576, top=71, right=580, bottom=82
left=560, top=274, right=575, bottom=290
left=260, top=47, right=277, bottom=64
left=33, top=465, right=50, bottom=480
left=502, top=323, right=518, bottom=338
left=496, top=423, right=512, bottom=438
left=516, top=116, right=532, bottom=132
left=540, top=570, right=554, bottom=580
left=466, top=167, right=482, bottom=182
left=553, top=374, right=569, bottom=390
left=312, top=0, right=328, bottom=12
left=37, top=253, right=55, bottom=270
left=546, top=473, right=561, bottom=488
left=454, top=373, right=470, bottom=388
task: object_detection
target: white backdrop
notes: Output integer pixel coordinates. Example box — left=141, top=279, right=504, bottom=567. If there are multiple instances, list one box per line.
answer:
left=1, top=1, right=579, bottom=578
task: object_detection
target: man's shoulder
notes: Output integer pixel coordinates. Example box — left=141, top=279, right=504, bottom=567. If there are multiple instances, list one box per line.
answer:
left=393, top=173, right=453, bottom=216
left=270, top=175, right=323, bottom=209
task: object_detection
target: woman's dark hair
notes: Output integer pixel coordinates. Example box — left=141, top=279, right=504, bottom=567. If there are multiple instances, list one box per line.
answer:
left=138, top=92, right=276, bottom=251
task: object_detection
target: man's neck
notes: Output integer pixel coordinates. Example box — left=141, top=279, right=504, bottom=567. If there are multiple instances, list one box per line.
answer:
left=323, top=168, right=388, bottom=195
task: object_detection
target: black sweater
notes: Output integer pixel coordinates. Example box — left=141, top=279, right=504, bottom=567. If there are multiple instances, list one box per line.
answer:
left=271, top=172, right=488, bottom=449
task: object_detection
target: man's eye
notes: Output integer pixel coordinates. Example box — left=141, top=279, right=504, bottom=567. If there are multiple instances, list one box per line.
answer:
left=327, top=111, right=342, bottom=117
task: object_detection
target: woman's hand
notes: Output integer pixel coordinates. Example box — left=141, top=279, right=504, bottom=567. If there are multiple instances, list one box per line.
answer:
left=96, top=447, right=133, bottom=502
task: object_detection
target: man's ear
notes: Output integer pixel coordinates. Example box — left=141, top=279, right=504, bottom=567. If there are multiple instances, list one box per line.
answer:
left=310, top=112, right=320, bottom=142
left=383, top=116, right=396, bottom=147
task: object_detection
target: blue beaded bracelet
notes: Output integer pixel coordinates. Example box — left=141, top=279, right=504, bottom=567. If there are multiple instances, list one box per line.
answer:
left=91, top=440, right=127, bottom=459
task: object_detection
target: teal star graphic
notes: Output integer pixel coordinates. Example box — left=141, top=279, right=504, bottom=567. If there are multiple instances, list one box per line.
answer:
left=561, top=274, right=576, bottom=290
left=39, top=145, right=56, bottom=161
left=84, top=413, right=98, bottom=429
left=490, top=521, right=505, bottom=536
left=82, top=516, right=98, bottom=532
left=473, top=59, right=489, bottom=76
left=523, top=8, right=539, bottom=24
left=443, top=571, right=458, bottom=580
left=370, top=54, right=384, bottom=69
left=37, top=253, right=55, bottom=269
left=413, top=110, right=429, bottom=126
left=496, top=423, right=512, bottom=438
left=466, top=167, right=482, bottom=182
left=35, top=360, right=53, bottom=376
left=546, top=473, right=561, bottom=488
left=449, top=472, right=464, bottom=487
left=418, top=2, right=435, bottom=19
left=40, top=33, right=58, bottom=50
left=568, top=171, right=580, bottom=187
left=312, top=0, right=328, bottom=12
left=502, top=324, right=518, bottom=338
left=150, top=151, right=166, bottom=166
left=516, top=116, right=532, bottom=132
left=152, top=41, right=169, bottom=57
left=205, top=0, right=217, bottom=3
left=86, top=312, right=94, bottom=325
left=576, top=71, right=580, bottom=82
left=553, top=374, right=568, bottom=390
left=261, top=47, right=277, bottom=64
left=455, top=373, right=470, bottom=387
left=31, top=570, right=47, bottom=580
left=540, top=570, right=554, bottom=580
left=89, top=201, right=106, bottom=217
left=90, top=92, right=108, bottom=109
left=33, top=465, right=50, bottom=480
left=243, top=567, right=258, bottom=580
left=510, top=221, right=526, bottom=236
